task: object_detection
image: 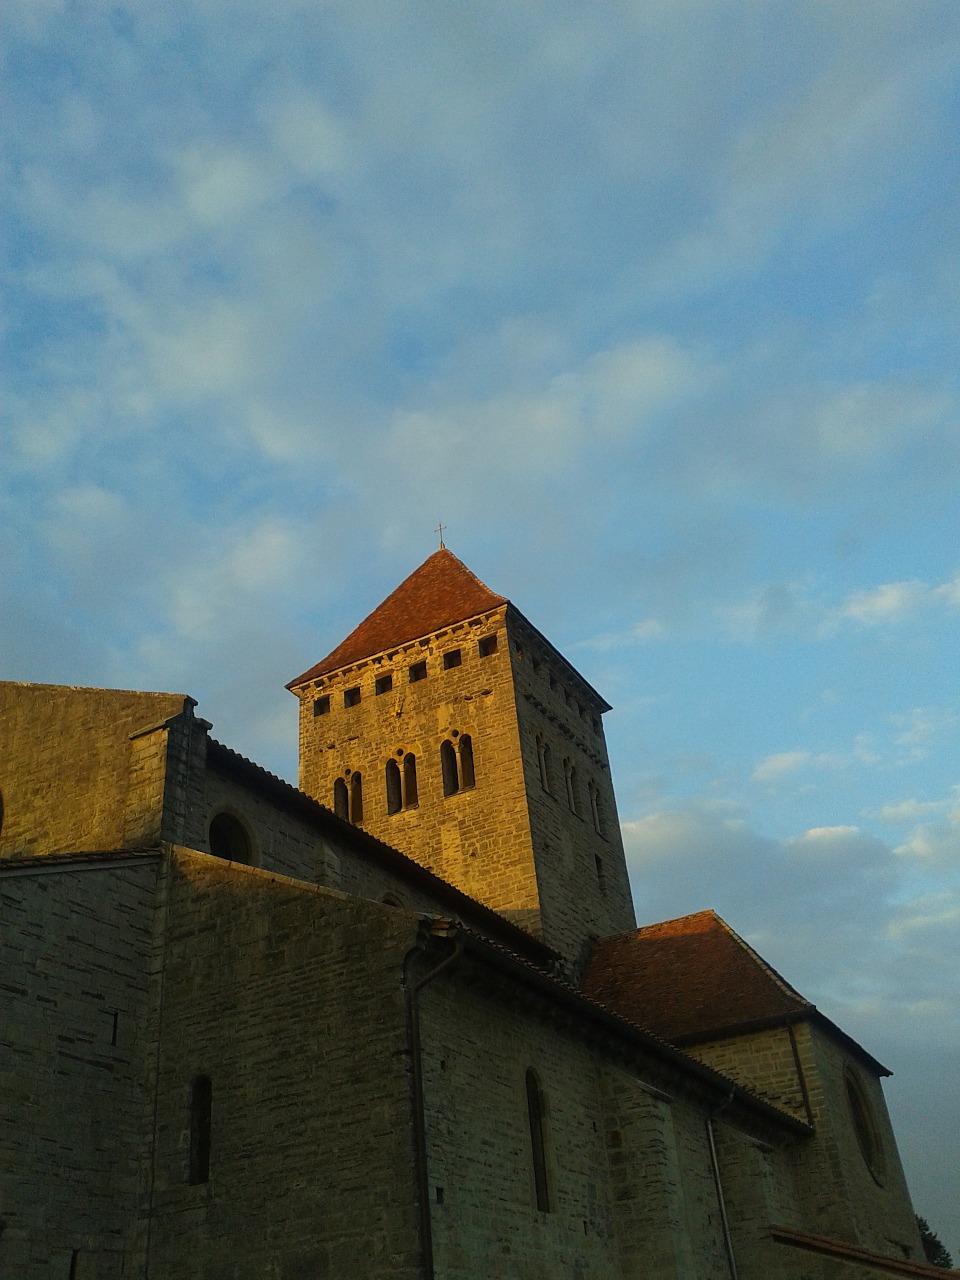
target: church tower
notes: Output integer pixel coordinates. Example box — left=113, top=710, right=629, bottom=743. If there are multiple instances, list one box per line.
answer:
left=287, top=549, right=636, bottom=965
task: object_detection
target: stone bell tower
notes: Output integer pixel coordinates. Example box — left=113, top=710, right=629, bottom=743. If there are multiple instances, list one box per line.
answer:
left=287, top=548, right=635, bottom=964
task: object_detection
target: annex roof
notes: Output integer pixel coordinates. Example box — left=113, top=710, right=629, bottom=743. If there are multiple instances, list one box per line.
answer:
left=583, top=909, right=889, bottom=1074
left=287, top=548, right=507, bottom=687
left=583, top=910, right=810, bottom=1043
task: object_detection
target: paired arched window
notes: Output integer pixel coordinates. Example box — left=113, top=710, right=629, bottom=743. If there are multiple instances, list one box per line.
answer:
left=208, top=812, right=253, bottom=864
left=189, top=1075, right=212, bottom=1185
left=536, top=735, right=552, bottom=794
left=525, top=1068, right=550, bottom=1212
left=441, top=734, right=475, bottom=797
left=563, top=759, right=581, bottom=817
left=386, top=752, right=418, bottom=814
left=333, top=773, right=363, bottom=825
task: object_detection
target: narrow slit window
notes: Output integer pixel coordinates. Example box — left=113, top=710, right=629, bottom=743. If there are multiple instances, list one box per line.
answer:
left=536, top=736, right=552, bottom=793
left=189, top=1075, right=212, bottom=1185
left=333, top=777, right=349, bottom=820
left=441, top=739, right=459, bottom=796
left=350, top=772, right=364, bottom=825
left=403, top=752, right=418, bottom=807
left=459, top=735, right=475, bottom=789
left=385, top=759, right=402, bottom=815
left=526, top=1069, right=550, bottom=1212
left=589, top=782, right=604, bottom=835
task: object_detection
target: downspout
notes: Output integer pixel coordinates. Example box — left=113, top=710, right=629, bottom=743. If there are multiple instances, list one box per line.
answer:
left=404, top=929, right=464, bottom=1280
left=706, top=1089, right=739, bottom=1280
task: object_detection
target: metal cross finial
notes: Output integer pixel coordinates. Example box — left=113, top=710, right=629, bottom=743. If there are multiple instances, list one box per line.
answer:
left=436, top=522, right=446, bottom=549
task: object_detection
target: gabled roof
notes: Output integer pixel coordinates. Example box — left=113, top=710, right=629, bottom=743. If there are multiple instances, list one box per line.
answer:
left=287, top=549, right=507, bottom=688
left=583, top=909, right=889, bottom=1074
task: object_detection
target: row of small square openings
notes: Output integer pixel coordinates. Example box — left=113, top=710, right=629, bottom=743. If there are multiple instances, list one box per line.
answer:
left=312, top=635, right=498, bottom=716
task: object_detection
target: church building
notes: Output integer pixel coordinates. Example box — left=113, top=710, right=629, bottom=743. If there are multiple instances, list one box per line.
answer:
left=0, top=549, right=946, bottom=1278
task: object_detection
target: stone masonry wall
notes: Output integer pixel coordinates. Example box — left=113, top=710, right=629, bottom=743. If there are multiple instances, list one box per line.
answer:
left=507, top=611, right=636, bottom=967
left=689, top=1025, right=810, bottom=1123
left=295, top=607, right=543, bottom=937
left=0, top=857, right=160, bottom=1279
left=0, top=682, right=189, bottom=860
left=139, top=848, right=424, bottom=1280
left=418, top=955, right=812, bottom=1280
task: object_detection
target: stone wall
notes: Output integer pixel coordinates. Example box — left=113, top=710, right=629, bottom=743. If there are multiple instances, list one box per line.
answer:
left=0, top=682, right=189, bottom=860
left=0, top=856, right=160, bottom=1278
left=139, top=848, right=424, bottom=1280
left=507, top=611, right=636, bottom=967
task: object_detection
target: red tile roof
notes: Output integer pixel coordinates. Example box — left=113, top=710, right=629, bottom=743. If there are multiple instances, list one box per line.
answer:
left=287, top=548, right=508, bottom=688
left=583, top=909, right=811, bottom=1043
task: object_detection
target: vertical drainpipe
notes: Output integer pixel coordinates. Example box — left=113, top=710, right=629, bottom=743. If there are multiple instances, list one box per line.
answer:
left=404, top=929, right=464, bottom=1280
left=706, top=1089, right=740, bottom=1280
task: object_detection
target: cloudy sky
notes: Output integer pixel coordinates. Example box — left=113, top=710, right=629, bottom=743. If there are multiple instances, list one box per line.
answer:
left=2, top=0, right=958, bottom=1256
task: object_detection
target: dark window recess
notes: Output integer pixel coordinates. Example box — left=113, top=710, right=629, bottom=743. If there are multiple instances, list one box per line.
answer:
left=403, top=752, right=419, bottom=806
left=595, top=853, right=606, bottom=893
left=189, top=1075, right=212, bottom=1185
left=343, top=686, right=361, bottom=708
left=350, top=772, right=364, bottom=824
left=441, top=739, right=459, bottom=796
left=409, top=661, right=427, bottom=683
left=375, top=673, right=393, bottom=695
left=526, top=1069, right=550, bottom=1212
left=313, top=694, right=330, bottom=717
left=208, top=813, right=252, bottom=864
left=385, top=759, right=402, bottom=814
left=478, top=635, right=498, bottom=658
left=443, top=649, right=462, bottom=670
left=459, top=735, right=475, bottom=789
left=333, top=777, right=349, bottom=820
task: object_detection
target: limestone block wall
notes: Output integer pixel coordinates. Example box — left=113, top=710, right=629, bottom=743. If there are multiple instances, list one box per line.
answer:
left=507, top=612, right=636, bottom=965
left=418, top=956, right=809, bottom=1280
left=0, top=857, right=160, bottom=1279
left=295, top=607, right=542, bottom=933
left=140, top=848, right=424, bottom=1280
left=795, top=1024, right=923, bottom=1261
left=689, top=1025, right=810, bottom=1123
left=0, top=682, right=189, bottom=860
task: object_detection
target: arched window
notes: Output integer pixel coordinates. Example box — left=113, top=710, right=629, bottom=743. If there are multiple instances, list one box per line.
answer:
left=208, top=813, right=252, bottom=864
left=385, top=759, right=402, bottom=815
left=441, top=739, right=459, bottom=797
left=525, top=1068, right=550, bottom=1212
left=588, top=781, right=603, bottom=835
left=333, top=777, right=349, bottom=820
left=536, top=736, right=552, bottom=793
left=189, top=1075, right=212, bottom=1185
left=350, top=772, right=364, bottom=825
left=459, top=735, right=475, bottom=789
left=403, top=752, right=418, bottom=807
left=563, top=759, right=581, bottom=816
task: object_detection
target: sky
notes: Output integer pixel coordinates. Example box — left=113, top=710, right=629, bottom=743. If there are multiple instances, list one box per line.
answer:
left=2, top=0, right=958, bottom=1259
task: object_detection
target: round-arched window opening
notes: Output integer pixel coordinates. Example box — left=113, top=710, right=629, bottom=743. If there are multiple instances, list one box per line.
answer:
left=844, top=1067, right=886, bottom=1184
left=208, top=812, right=253, bottom=865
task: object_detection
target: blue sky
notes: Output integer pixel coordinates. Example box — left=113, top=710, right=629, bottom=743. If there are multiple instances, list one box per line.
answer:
left=2, top=1, right=959, bottom=1256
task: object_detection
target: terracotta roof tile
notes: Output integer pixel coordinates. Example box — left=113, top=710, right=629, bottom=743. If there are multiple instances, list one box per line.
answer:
left=287, top=548, right=507, bottom=687
left=582, top=909, right=811, bottom=1043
